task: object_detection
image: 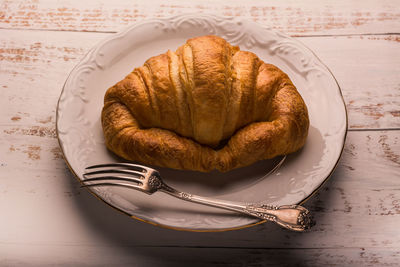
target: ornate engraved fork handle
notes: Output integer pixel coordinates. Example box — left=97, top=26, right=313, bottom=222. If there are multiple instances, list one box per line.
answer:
left=155, top=178, right=315, bottom=231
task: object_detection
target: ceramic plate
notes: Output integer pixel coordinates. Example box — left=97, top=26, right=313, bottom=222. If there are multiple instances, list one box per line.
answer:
left=56, top=14, right=347, bottom=231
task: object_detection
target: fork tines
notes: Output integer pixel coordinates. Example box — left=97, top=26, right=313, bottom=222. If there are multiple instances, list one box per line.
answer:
left=81, top=163, right=150, bottom=189
left=86, top=163, right=150, bottom=172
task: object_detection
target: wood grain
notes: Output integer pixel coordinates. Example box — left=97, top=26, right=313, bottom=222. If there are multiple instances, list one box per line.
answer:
left=300, top=35, right=400, bottom=130
left=1, top=1, right=400, bottom=265
left=1, top=29, right=399, bottom=129
left=0, top=0, right=399, bottom=36
left=0, top=130, right=399, bottom=265
left=1, top=245, right=399, bottom=266
left=1, top=131, right=399, bottom=248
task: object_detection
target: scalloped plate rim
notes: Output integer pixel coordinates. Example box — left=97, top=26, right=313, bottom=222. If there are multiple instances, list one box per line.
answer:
left=56, top=13, right=347, bottom=231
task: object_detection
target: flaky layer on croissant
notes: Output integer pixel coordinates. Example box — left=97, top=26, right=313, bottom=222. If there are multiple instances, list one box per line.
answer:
left=102, top=35, right=309, bottom=172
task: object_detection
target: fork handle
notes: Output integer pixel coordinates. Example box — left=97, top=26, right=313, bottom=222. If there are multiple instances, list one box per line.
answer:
left=160, top=188, right=314, bottom=231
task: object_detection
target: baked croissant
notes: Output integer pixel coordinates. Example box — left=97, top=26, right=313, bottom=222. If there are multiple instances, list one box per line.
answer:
left=102, top=35, right=309, bottom=172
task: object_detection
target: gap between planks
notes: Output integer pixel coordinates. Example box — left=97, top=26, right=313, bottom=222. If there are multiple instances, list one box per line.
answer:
left=348, top=128, right=400, bottom=132
left=1, top=26, right=399, bottom=38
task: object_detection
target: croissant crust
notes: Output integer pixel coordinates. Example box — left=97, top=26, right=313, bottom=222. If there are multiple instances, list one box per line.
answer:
left=101, top=35, right=309, bottom=172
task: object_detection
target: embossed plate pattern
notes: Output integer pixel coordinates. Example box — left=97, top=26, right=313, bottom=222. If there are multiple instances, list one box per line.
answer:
left=56, top=14, right=347, bottom=231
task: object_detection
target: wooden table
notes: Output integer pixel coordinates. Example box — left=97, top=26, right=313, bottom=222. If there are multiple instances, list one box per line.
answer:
left=1, top=1, right=399, bottom=266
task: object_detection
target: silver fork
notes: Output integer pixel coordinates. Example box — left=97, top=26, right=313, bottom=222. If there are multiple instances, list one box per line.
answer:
left=82, top=163, right=315, bottom=231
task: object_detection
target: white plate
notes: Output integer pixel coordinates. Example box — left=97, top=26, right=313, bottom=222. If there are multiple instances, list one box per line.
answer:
left=56, top=14, right=347, bottom=231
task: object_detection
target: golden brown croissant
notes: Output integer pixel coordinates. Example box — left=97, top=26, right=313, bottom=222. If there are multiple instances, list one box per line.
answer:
left=102, top=35, right=309, bottom=172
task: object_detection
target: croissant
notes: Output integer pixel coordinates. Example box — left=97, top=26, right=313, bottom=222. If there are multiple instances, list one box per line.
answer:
left=102, top=35, right=309, bottom=172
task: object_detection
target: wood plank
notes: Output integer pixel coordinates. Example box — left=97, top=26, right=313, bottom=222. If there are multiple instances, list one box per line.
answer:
left=2, top=0, right=399, bottom=264
left=1, top=245, right=400, bottom=266
left=299, top=35, right=400, bottom=130
left=1, top=130, right=399, bottom=249
left=0, top=0, right=399, bottom=36
left=0, top=29, right=109, bottom=128
left=1, top=29, right=399, bottom=129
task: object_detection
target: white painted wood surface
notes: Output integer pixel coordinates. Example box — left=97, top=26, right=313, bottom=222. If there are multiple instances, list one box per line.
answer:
left=1, top=1, right=399, bottom=266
